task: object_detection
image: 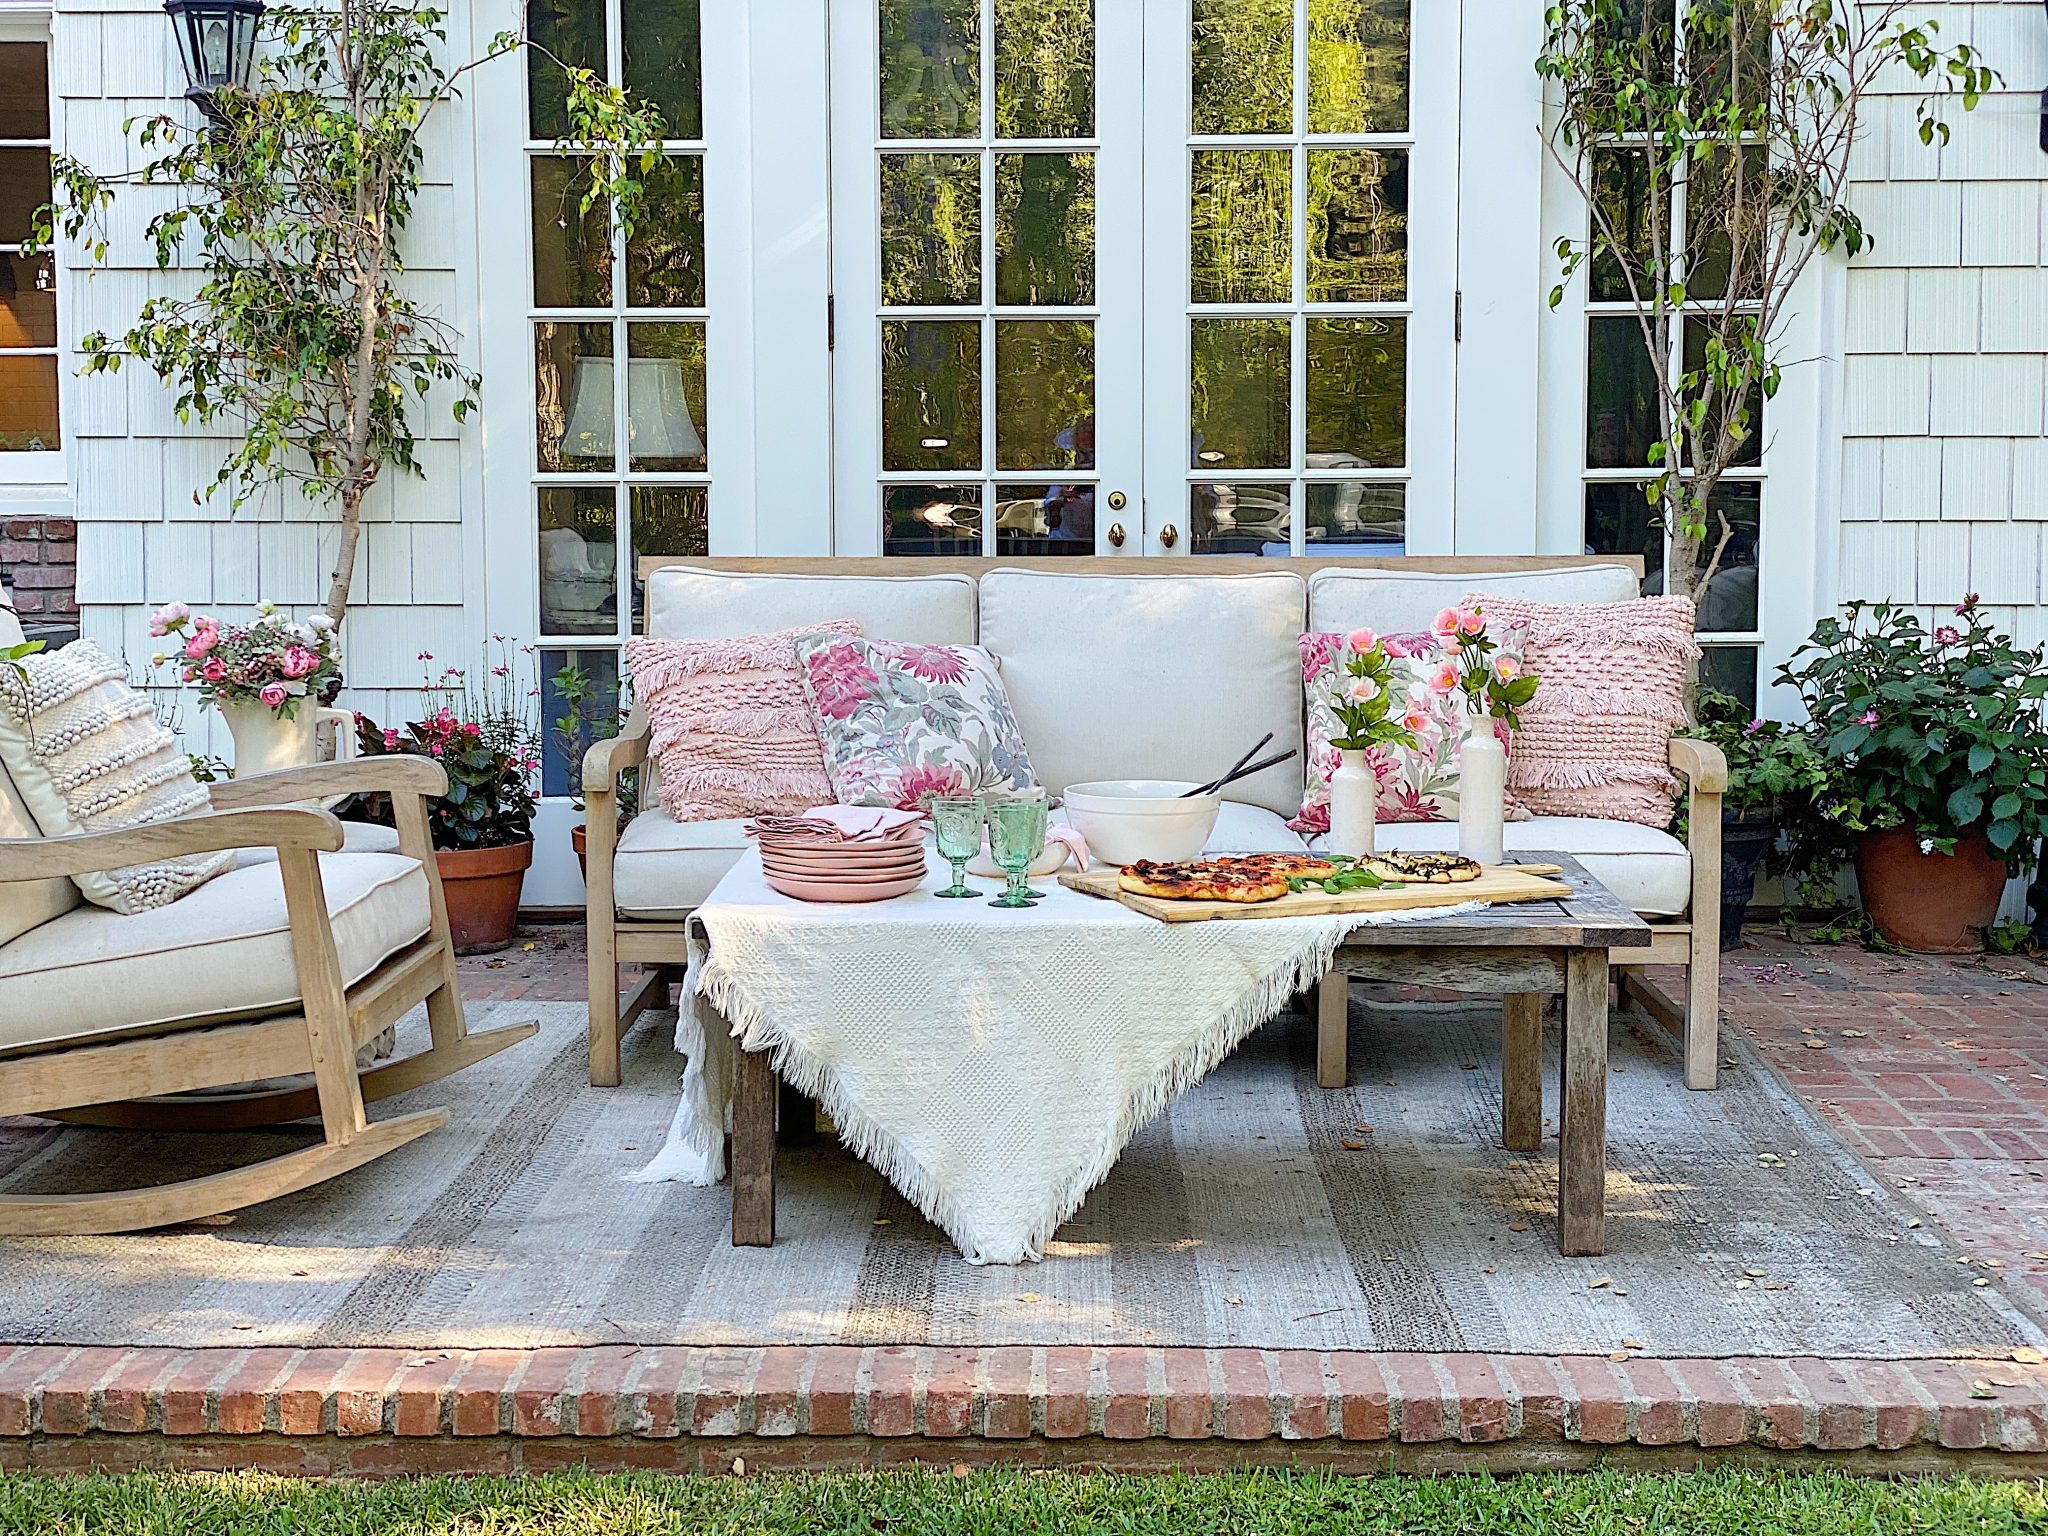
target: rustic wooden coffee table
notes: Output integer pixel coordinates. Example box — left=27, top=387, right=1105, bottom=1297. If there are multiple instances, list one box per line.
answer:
left=1315, top=852, right=1649, bottom=1255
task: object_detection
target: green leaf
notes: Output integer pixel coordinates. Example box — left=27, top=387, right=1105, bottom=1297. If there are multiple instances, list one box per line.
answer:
left=1946, top=787, right=1983, bottom=828
left=1968, top=744, right=1995, bottom=774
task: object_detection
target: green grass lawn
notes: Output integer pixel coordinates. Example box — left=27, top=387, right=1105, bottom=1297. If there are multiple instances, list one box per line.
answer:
left=0, top=1468, right=2043, bottom=1535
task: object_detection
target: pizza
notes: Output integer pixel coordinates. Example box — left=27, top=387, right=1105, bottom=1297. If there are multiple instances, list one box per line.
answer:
left=1230, top=853, right=1340, bottom=882
left=1359, top=852, right=1483, bottom=884
left=1117, top=859, right=1292, bottom=903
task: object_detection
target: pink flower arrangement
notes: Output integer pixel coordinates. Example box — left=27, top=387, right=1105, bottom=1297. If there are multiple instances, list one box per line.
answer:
left=151, top=601, right=342, bottom=720
left=1432, top=605, right=1542, bottom=731
left=1326, top=632, right=1419, bottom=756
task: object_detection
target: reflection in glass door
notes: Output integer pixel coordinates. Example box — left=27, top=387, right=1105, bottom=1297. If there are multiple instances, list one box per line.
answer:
left=832, top=0, right=1143, bottom=555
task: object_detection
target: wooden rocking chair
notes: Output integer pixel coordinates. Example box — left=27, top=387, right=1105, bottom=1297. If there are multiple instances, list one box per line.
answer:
left=0, top=758, right=536, bottom=1236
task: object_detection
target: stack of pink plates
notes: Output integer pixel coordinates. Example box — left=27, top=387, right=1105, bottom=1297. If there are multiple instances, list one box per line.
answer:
left=757, top=828, right=930, bottom=903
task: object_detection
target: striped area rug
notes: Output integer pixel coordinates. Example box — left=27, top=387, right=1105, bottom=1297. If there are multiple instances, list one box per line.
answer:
left=1, top=997, right=2042, bottom=1358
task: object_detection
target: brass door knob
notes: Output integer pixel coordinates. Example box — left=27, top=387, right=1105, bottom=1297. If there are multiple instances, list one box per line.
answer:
left=1107, top=522, right=1126, bottom=548
left=1106, top=490, right=1128, bottom=511
left=1160, top=523, right=1179, bottom=549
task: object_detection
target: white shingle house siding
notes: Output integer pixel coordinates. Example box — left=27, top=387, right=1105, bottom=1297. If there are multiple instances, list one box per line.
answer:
left=1836, top=0, right=2048, bottom=652
left=51, top=0, right=485, bottom=762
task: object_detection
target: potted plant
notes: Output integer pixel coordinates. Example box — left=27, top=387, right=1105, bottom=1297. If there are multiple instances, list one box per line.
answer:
left=356, top=647, right=541, bottom=955
left=1779, top=597, right=2048, bottom=953
left=1678, top=690, right=1830, bottom=950
left=149, top=601, right=348, bottom=774
left=548, top=660, right=637, bottom=878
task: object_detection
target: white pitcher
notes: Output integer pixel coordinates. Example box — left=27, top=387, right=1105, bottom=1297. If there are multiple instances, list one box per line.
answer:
left=219, top=698, right=357, bottom=777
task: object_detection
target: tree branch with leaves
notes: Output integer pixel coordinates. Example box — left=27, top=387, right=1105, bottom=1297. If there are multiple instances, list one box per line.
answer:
left=1537, top=0, right=1992, bottom=639
left=34, top=0, right=665, bottom=630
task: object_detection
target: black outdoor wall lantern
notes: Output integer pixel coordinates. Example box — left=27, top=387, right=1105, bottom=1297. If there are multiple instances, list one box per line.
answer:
left=164, top=0, right=265, bottom=126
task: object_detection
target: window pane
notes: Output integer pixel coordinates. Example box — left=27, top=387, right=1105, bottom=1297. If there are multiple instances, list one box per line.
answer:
left=525, top=2, right=606, bottom=140
left=885, top=484, right=983, bottom=555
left=1191, top=317, right=1289, bottom=470
left=626, top=155, right=705, bottom=308
left=1682, top=144, right=1766, bottom=302
left=531, top=156, right=611, bottom=309
left=996, top=481, right=1096, bottom=554
left=1192, top=0, right=1291, bottom=134
left=1583, top=480, right=1665, bottom=595
left=0, top=355, right=58, bottom=452
left=1700, top=646, right=1758, bottom=711
left=1306, top=149, right=1407, bottom=303
left=538, top=487, right=617, bottom=637
left=0, top=254, right=57, bottom=348
left=883, top=320, right=981, bottom=471
left=1696, top=479, right=1760, bottom=632
left=995, top=0, right=1093, bottom=139
left=995, top=320, right=1092, bottom=471
left=881, top=0, right=981, bottom=139
left=1682, top=316, right=1763, bottom=467
left=1307, top=480, right=1404, bottom=552
left=535, top=322, right=614, bottom=472
left=623, top=0, right=703, bottom=139
left=539, top=648, right=621, bottom=798
left=0, top=149, right=51, bottom=244
left=626, top=323, right=707, bottom=472
left=1306, top=0, right=1408, bottom=133
left=630, top=485, right=709, bottom=626
left=1190, top=149, right=1291, bottom=305
left=1586, top=315, right=1660, bottom=468
left=995, top=152, right=1094, bottom=306
left=0, top=43, right=50, bottom=139
left=1589, top=148, right=1659, bottom=303
left=1191, top=482, right=1291, bottom=555
left=1306, top=316, right=1405, bottom=467
left=881, top=153, right=982, bottom=306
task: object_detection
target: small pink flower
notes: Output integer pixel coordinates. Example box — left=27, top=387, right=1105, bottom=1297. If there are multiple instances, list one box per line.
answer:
left=1430, top=661, right=1461, bottom=696
left=1492, top=654, right=1521, bottom=683
left=382, top=728, right=400, bottom=750
left=1400, top=705, right=1431, bottom=735
left=201, top=657, right=227, bottom=682
left=148, top=601, right=189, bottom=637
left=1857, top=710, right=1879, bottom=725
left=1457, top=609, right=1485, bottom=637
left=418, top=650, right=434, bottom=662
left=1344, top=676, right=1382, bottom=705
left=184, top=628, right=217, bottom=659
left=1743, top=718, right=1766, bottom=737
left=1345, top=627, right=1380, bottom=656
left=1430, top=607, right=1462, bottom=639
left=892, top=762, right=970, bottom=809
left=1956, top=595, right=1978, bottom=614
left=897, top=644, right=969, bottom=685
left=1934, top=625, right=1960, bottom=647
left=259, top=682, right=288, bottom=710
left=281, top=645, right=320, bottom=678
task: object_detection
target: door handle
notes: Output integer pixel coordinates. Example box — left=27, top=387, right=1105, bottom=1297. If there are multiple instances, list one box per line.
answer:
left=1159, top=523, right=1179, bottom=550
left=1106, top=490, right=1128, bottom=511
left=1107, top=522, right=1126, bottom=548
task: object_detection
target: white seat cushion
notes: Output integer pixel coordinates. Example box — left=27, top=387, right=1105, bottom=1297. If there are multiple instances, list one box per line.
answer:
left=644, top=566, right=978, bottom=646
left=979, top=569, right=1308, bottom=819
left=0, top=850, right=432, bottom=1053
left=1364, top=817, right=1691, bottom=918
left=613, top=810, right=751, bottom=918
left=1308, top=563, right=1641, bottom=636
left=232, top=819, right=404, bottom=867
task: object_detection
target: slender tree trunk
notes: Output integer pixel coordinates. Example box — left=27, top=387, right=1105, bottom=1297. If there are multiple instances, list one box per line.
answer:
left=323, top=484, right=366, bottom=627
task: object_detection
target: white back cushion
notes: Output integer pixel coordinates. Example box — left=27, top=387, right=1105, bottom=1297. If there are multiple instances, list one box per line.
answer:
left=1309, top=563, right=1642, bottom=635
left=0, top=592, right=83, bottom=944
left=645, top=566, right=978, bottom=646
left=979, top=569, right=1307, bottom=818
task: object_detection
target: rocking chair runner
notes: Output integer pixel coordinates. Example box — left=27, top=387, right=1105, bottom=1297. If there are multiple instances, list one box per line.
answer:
left=0, top=757, right=537, bottom=1236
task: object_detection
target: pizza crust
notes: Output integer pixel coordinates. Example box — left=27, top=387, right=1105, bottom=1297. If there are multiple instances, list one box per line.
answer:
left=1117, top=859, right=1292, bottom=903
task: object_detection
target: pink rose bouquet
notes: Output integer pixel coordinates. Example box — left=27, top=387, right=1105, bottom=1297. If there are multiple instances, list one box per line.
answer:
left=150, top=601, right=342, bottom=719
left=1436, top=605, right=1541, bottom=730
left=1328, top=631, right=1420, bottom=755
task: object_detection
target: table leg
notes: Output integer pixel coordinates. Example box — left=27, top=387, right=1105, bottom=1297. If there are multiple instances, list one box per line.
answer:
left=732, top=1046, right=777, bottom=1247
left=1558, top=948, right=1609, bottom=1256
left=1317, top=970, right=1349, bottom=1088
left=1501, top=992, right=1544, bottom=1153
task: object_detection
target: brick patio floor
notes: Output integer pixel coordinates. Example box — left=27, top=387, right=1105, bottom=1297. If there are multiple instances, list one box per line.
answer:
left=4, top=924, right=2046, bottom=1476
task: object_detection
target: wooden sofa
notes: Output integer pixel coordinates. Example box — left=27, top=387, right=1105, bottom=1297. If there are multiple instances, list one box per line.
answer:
left=583, top=556, right=1727, bottom=1092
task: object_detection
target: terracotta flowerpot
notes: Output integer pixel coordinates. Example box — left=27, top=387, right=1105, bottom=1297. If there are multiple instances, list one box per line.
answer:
left=1854, top=827, right=2008, bottom=954
left=436, top=840, right=534, bottom=955
left=571, top=823, right=588, bottom=881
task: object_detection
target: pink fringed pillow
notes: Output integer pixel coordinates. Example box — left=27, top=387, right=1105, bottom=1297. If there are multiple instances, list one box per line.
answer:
left=1462, top=593, right=1698, bottom=827
left=625, top=621, right=859, bottom=823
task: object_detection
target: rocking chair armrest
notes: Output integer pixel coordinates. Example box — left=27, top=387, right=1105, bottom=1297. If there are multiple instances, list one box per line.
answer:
left=0, top=807, right=347, bottom=884
left=1668, top=737, right=1729, bottom=797
left=582, top=704, right=651, bottom=800
left=207, top=756, right=450, bottom=811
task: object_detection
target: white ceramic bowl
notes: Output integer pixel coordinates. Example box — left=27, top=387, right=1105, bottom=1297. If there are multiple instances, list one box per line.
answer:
left=1062, top=780, right=1222, bottom=866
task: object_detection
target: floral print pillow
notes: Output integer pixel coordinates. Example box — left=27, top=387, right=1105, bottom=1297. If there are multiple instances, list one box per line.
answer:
left=1290, top=630, right=1528, bottom=833
left=795, top=635, right=1038, bottom=810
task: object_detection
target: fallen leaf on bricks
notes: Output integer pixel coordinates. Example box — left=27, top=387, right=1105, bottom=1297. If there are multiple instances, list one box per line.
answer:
left=1970, top=1381, right=1997, bottom=1400
left=1588, top=1276, right=1611, bottom=1290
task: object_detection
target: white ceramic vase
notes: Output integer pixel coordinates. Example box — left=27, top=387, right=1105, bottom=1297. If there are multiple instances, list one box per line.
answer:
left=1326, top=749, right=1378, bottom=857
left=1456, top=725, right=1508, bottom=866
left=219, top=698, right=355, bottom=777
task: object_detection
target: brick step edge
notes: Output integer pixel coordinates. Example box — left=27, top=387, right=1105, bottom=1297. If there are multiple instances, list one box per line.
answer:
left=0, top=1346, right=2042, bottom=1455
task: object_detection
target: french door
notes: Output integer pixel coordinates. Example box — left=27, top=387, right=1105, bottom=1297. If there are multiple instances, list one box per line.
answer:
left=829, top=0, right=1458, bottom=558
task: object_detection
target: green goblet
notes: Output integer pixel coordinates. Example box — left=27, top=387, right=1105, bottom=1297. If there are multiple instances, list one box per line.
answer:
left=987, top=792, right=1048, bottom=909
left=929, top=795, right=984, bottom=898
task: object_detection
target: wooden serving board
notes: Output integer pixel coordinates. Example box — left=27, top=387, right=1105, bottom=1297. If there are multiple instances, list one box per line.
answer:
left=1057, top=864, right=1575, bottom=923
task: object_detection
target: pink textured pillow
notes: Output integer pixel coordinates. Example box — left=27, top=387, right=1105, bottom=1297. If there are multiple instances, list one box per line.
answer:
left=625, top=621, right=859, bottom=823
left=1463, top=593, right=1698, bottom=827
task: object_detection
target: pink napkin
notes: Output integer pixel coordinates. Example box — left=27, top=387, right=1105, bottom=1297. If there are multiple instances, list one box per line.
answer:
left=751, top=806, right=927, bottom=844
left=1046, top=824, right=1091, bottom=869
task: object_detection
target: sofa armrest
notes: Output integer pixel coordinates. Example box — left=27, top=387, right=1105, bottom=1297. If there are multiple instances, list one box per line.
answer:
left=582, top=704, right=651, bottom=802
left=0, top=807, right=346, bottom=884
left=206, top=756, right=450, bottom=810
left=1668, top=737, right=1728, bottom=796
